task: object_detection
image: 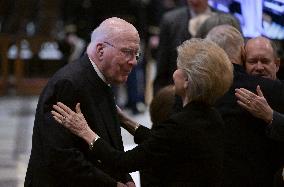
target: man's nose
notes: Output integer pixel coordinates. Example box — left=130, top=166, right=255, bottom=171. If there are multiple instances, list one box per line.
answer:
left=128, top=55, right=138, bottom=66
left=256, top=61, right=264, bottom=70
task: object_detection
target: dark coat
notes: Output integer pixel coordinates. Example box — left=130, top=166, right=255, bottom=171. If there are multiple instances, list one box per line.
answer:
left=267, top=111, right=284, bottom=142
left=24, top=54, right=132, bottom=187
left=267, top=80, right=284, bottom=142
left=93, top=102, right=225, bottom=187
left=216, top=64, right=284, bottom=187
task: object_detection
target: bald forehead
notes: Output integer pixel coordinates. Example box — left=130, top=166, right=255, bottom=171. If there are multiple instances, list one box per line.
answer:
left=246, top=37, right=272, bottom=50
left=100, top=17, right=138, bottom=37
left=245, top=36, right=278, bottom=62
left=90, top=17, right=140, bottom=46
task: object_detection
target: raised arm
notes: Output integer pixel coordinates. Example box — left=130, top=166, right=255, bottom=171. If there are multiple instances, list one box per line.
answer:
left=235, top=85, right=284, bottom=141
left=235, top=85, right=273, bottom=124
left=52, top=102, right=171, bottom=174
left=52, top=102, right=135, bottom=187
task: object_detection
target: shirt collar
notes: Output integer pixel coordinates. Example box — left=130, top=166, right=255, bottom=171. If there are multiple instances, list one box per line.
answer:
left=88, top=56, right=110, bottom=86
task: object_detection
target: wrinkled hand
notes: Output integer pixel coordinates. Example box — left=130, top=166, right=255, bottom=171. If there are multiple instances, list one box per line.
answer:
left=235, top=85, right=273, bottom=124
left=116, top=105, right=139, bottom=135
left=52, top=102, right=93, bottom=138
left=116, top=105, right=131, bottom=124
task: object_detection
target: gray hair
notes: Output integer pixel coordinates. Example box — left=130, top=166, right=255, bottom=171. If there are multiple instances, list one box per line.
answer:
left=177, top=38, right=233, bottom=105
left=206, top=25, right=244, bottom=62
left=196, top=13, right=242, bottom=38
left=87, top=17, right=139, bottom=52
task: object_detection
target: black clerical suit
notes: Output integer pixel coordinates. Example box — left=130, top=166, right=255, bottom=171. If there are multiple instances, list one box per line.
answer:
left=92, top=102, right=225, bottom=187
left=216, top=64, right=284, bottom=187
left=24, top=54, right=132, bottom=187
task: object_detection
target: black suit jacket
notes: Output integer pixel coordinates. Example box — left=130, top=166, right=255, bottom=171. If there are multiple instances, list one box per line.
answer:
left=267, top=111, right=284, bottom=141
left=25, top=54, right=132, bottom=187
left=216, top=64, right=284, bottom=187
left=93, top=102, right=225, bottom=187
left=266, top=80, right=284, bottom=142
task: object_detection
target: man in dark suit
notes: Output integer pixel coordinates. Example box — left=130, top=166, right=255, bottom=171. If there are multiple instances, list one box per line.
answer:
left=236, top=37, right=284, bottom=186
left=153, top=0, right=216, bottom=94
left=206, top=25, right=284, bottom=187
left=235, top=36, right=284, bottom=141
left=24, top=17, right=140, bottom=187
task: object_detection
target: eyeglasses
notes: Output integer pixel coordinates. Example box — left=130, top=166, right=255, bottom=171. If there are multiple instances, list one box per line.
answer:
left=103, top=41, right=141, bottom=61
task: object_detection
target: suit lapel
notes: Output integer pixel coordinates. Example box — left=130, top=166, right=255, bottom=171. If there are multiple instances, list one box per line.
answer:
left=98, top=95, right=123, bottom=150
left=82, top=55, right=123, bottom=150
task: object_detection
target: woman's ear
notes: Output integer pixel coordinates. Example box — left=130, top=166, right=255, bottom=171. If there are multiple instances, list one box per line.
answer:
left=183, top=73, right=189, bottom=89
left=183, top=79, right=189, bottom=89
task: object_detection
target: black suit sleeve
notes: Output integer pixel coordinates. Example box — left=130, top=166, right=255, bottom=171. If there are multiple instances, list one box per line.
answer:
left=134, top=125, right=151, bottom=144
left=92, top=122, right=178, bottom=173
left=266, top=111, right=284, bottom=142
left=41, top=79, right=117, bottom=186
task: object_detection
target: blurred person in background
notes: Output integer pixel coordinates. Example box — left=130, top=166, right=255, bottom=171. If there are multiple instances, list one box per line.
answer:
left=195, top=12, right=241, bottom=38
left=149, top=85, right=176, bottom=126
left=153, top=0, right=218, bottom=94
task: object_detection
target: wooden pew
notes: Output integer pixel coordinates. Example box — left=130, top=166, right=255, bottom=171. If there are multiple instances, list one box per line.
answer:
left=14, top=35, right=65, bottom=95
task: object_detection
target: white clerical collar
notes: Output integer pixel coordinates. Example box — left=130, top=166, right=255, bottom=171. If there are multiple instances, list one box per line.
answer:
left=190, top=6, right=211, bottom=18
left=88, top=56, right=110, bottom=86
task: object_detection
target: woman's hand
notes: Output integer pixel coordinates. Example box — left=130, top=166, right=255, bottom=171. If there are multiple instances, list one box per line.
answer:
left=116, top=105, right=131, bottom=124
left=52, top=102, right=97, bottom=144
left=235, top=85, right=273, bottom=124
